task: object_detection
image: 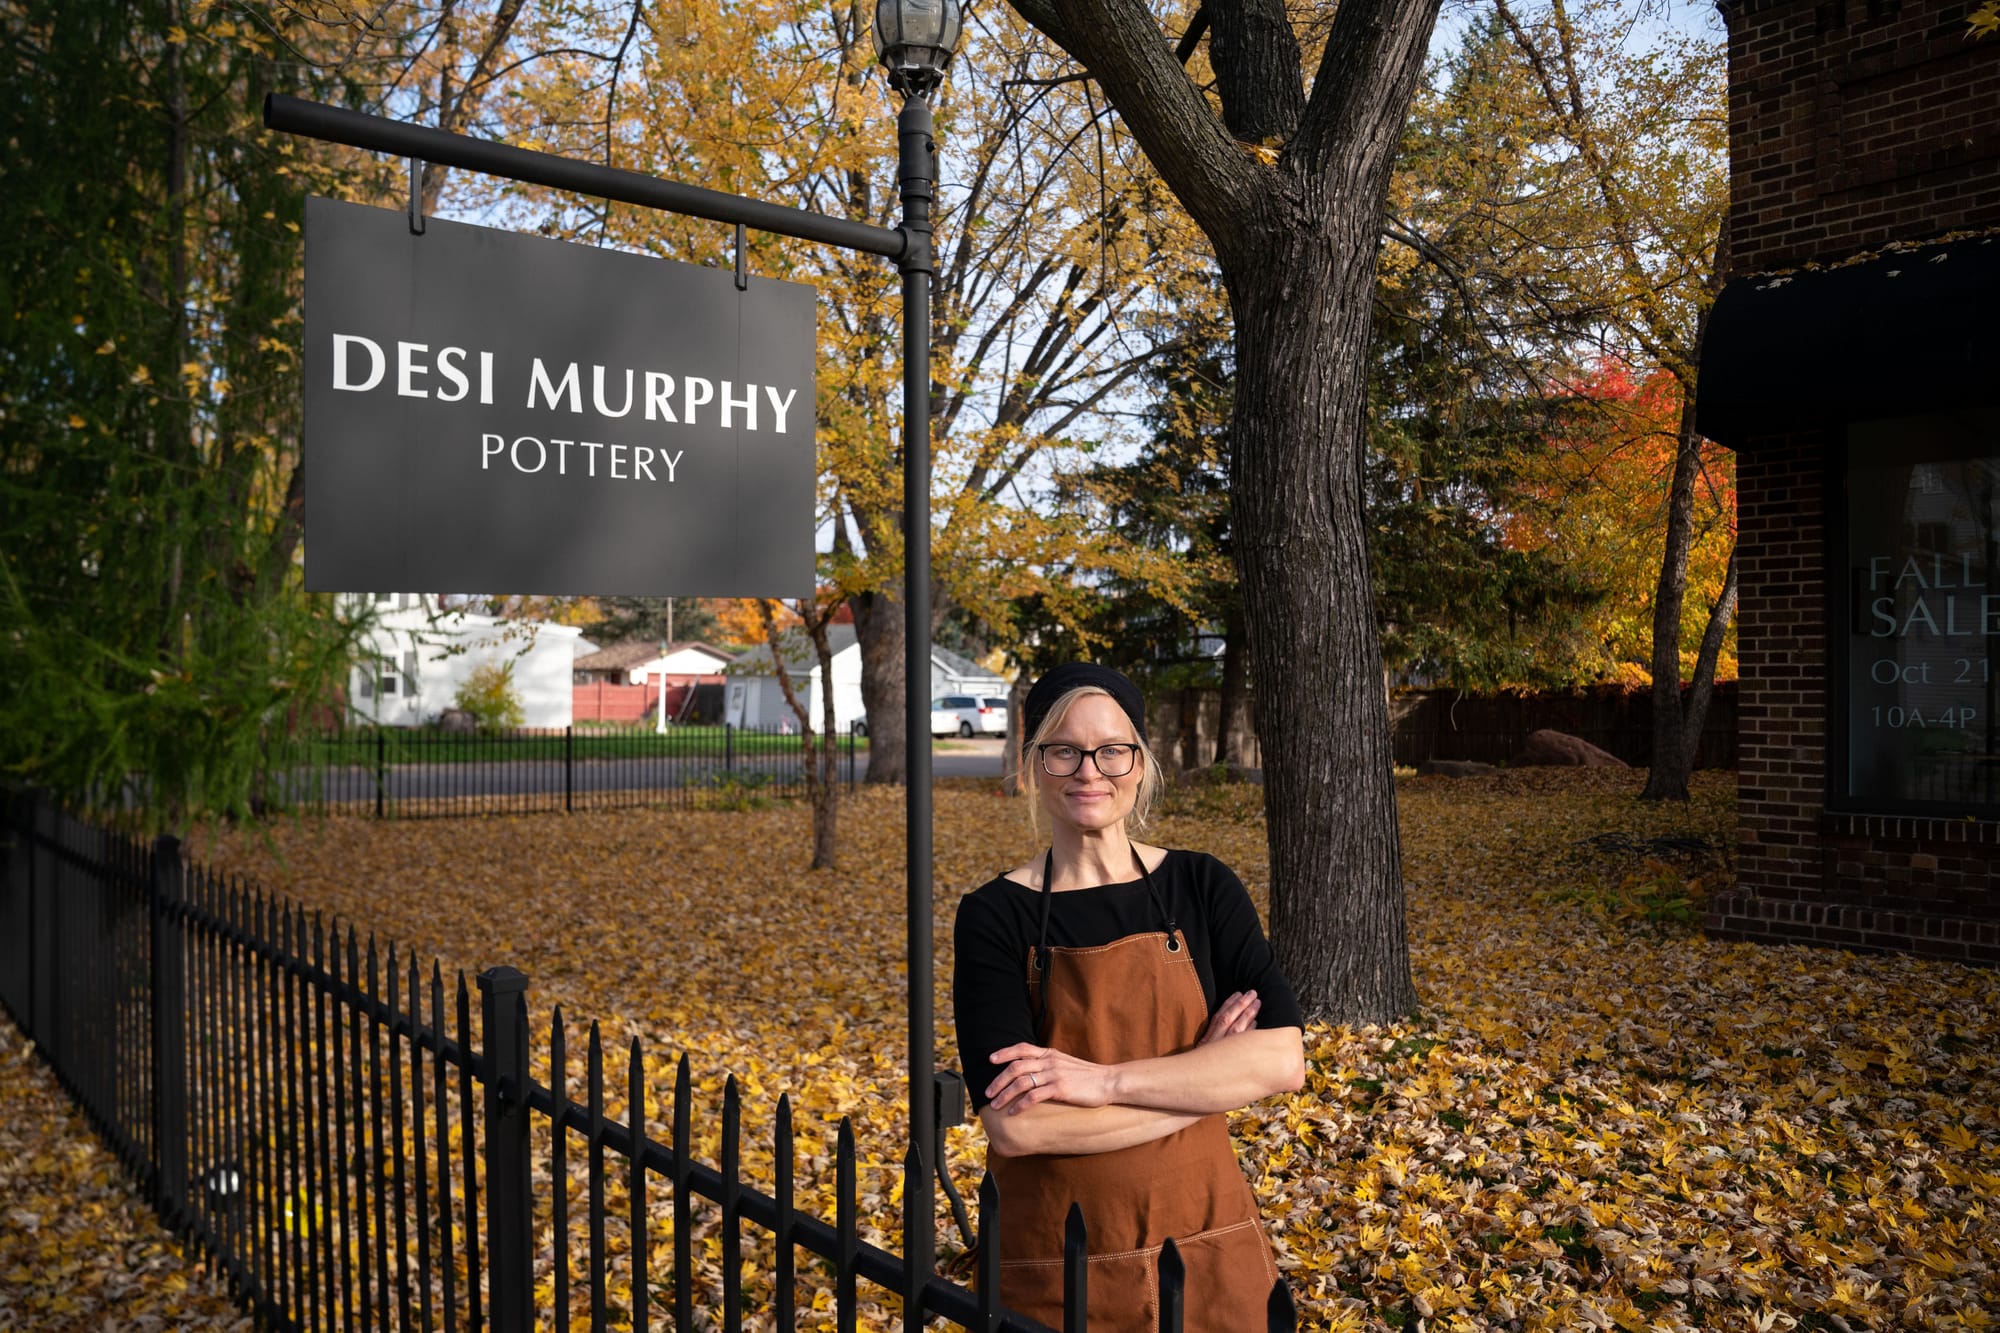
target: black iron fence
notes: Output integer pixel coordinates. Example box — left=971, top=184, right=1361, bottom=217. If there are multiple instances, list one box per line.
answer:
left=261, top=723, right=859, bottom=820
left=1, top=793, right=1296, bottom=1331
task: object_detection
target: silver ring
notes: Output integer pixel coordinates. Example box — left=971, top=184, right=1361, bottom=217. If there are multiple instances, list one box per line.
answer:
left=1030, top=1073, right=1039, bottom=1089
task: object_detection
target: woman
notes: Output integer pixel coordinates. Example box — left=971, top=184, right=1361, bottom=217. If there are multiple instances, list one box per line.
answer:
left=952, top=663, right=1306, bottom=1329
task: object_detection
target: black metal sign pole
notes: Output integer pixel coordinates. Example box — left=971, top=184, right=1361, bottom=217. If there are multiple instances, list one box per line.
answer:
left=265, top=96, right=904, bottom=260
left=263, top=88, right=941, bottom=1284
left=896, top=92, right=938, bottom=1294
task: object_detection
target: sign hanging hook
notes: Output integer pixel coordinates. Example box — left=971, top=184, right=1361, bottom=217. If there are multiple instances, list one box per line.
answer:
left=409, top=158, right=427, bottom=236
left=734, top=222, right=748, bottom=291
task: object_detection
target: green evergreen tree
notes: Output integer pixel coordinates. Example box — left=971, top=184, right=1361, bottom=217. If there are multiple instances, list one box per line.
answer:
left=581, top=597, right=723, bottom=650
left=0, top=2, right=390, bottom=826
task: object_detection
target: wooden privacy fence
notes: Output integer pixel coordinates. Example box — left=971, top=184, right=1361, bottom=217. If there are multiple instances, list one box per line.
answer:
left=1389, top=682, right=1739, bottom=770
left=1142, top=682, right=1734, bottom=772
left=0, top=793, right=1298, bottom=1331
left=573, top=681, right=727, bottom=725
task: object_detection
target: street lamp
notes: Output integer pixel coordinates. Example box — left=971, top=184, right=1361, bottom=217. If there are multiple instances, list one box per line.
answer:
left=876, top=0, right=961, bottom=1312
left=874, top=0, right=963, bottom=98
left=264, top=8, right=968, bottom=1323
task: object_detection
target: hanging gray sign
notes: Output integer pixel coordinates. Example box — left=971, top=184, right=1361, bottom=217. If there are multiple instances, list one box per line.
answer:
left=303, top=197, right=815, bottom=596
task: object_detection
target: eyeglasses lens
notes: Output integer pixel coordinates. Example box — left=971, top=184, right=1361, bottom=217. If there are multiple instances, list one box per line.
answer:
left=1041, top=745, right=1136, bottom=778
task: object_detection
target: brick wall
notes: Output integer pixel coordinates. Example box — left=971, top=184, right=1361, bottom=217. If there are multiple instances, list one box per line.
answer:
left=1709, top=0, right=2000, bottom=964
left=1709, top=435, right=2000, bottom=963
left=1729, top=436, right=1829, bottom=895
left=1724, top=0, right=2000, bottom=274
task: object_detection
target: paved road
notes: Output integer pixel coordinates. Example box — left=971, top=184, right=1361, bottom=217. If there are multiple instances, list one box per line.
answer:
left=898, top=737, right=1006, bottom=781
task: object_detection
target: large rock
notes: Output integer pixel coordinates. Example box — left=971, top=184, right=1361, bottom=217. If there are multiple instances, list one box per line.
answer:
left=1512, top=729, right=1628, bottom=768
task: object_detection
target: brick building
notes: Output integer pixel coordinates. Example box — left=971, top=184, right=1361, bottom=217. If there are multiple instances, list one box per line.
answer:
left=1697, top=0, right=2000, bottom=961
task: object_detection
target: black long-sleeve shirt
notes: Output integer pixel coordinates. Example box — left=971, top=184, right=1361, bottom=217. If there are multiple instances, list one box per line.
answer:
left=952, top=849, right=1304, bottom=1110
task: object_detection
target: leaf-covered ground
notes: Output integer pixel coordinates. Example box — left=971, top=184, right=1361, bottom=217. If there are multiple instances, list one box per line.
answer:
left=0, top=1019, right=249, bottom=1330
left=11, top=770, right=1996, bottom=1330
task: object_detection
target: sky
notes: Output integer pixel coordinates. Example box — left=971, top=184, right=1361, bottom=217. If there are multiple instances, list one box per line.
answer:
left=1430, top=0, right=1726, bottom=60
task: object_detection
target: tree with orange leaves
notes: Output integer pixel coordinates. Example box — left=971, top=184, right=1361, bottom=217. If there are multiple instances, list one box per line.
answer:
left=1386, top=0, right=1734, bottom=794
left=1507, top=361, right=1737, bottom=685
left=1486, top=0, right=1734, bottom=799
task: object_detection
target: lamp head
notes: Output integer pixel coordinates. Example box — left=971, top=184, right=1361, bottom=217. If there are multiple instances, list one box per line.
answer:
left=873, top=0, right=963, bottom=99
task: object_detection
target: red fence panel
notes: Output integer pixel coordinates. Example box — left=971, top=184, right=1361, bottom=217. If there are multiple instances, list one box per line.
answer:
left=573, top=682, right=656, bottom=722
left=573, top=682, right=710, bottom=723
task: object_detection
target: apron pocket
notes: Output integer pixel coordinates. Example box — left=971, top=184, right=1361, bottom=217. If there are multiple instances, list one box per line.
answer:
left=1169, top=1217, right=1281, bottom=1333
left=998, top=1219, right=1277, bottom=1333
left=998, top=1245, right=1159, bottom=1333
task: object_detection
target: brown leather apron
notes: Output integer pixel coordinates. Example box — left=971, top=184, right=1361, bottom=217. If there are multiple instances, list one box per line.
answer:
left=989, top=921, right=1280, bottom=1330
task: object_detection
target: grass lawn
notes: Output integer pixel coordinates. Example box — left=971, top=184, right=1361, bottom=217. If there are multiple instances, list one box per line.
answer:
left=189, top=768, right=1999, bottom=1331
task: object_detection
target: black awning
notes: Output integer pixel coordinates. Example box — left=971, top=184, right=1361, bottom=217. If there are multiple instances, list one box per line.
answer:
left=1697, top=235, right=2000, bottom=449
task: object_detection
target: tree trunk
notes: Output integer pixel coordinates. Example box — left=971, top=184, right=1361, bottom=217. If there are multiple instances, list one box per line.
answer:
left=1224, top=219, right=1417, bottom=1024
left=1217, top=602, right=1253, bottom=767
left=1642, top=296, right=1732, bottom=800
left=1001, top=673, right=1028, bottom=795
left=806, top=615, right=841, bottom=870
left=759, top=599, right=840, bottom=869
left=157, top=0, right=190, bottom=647
left=1178, top=686, right=1202, bottom=772
left=1640, top=402, right=1699, bottom=799
left=851, top=586, right=907, bottom=784
left=1678, top=545, right=1739, bottom=775
left=1007, top=0, right=1439, bottom=1023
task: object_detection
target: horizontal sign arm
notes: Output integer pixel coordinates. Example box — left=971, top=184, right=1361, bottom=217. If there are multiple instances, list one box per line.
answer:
left=264, top=94, right=908, bottom=261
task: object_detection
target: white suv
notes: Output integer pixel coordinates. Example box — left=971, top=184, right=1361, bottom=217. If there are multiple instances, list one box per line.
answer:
left=932, top=694, right=1009, bottom=737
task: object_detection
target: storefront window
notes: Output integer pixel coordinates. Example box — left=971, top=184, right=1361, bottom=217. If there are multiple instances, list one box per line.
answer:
left=1842, top=412, right=2000, bottom=814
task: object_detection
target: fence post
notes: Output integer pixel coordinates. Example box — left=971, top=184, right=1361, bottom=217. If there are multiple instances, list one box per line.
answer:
left=478, top=965, right=534, bottom=1333
left=19, top=792, right=38, bottom=1044
left=903, top=1142, right=929, bottom=1329
left=24, top=791, right=54, bottom=1047
left=149, top=835, right=188, bottom=1225
left=1156, top=1237, right=1184, bottom=1332
left=375, top=727, right=387, bottom=819
left=725, top=722, right=734, bottom=772
left=565, top=725, right=574, bottom=814
left=1063, top=1202, right=1087, bottom=1331
left=1267, top=1278, right=1298, bottom=1331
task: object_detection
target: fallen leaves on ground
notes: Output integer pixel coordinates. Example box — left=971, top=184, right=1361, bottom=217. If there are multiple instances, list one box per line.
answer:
left=1264, top=769, right=2000, bottom=1332
left=45, top=769, right=1987, bottom=1330
left=0, top=1019, right=251, bottom=1331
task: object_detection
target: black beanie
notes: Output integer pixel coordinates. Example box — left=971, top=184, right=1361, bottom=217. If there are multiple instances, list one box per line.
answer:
left=1020, top=663, right=1146, bottom=753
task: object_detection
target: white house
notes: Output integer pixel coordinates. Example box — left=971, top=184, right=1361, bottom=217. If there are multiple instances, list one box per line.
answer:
left=928, top=644, right=1011, bottom=700
left=725, top=631, right=1013, bottom=733
left=573, top=640, right=734, bottom=685
left=346, top=594, right=585, bottom=728
left=724, top=625, right=867, bottom=732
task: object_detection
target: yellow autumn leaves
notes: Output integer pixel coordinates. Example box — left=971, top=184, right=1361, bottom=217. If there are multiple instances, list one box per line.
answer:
left=0, top=1021, right=249, bottom=1328
left=11, top=769, right=1996, bottom=1330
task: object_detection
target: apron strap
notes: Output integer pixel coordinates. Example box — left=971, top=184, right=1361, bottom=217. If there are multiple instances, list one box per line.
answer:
left=1137, top=849, right=1181, bottom=952
left=1034, top=844, right=1182, bottom=1038
left=1033, top=848, right=1056, bottom=1036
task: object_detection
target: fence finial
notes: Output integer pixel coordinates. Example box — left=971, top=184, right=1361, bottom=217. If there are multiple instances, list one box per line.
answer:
left=1157, top=1236, right=1185, bottom=1332
left=1267, top=1276, right=1298, bottom=1332
left=1063, top=1202, right=1088, bottom=1330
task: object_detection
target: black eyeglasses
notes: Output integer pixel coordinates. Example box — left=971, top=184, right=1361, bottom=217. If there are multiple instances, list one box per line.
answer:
left=1037, top=743, right=1139, bottom=778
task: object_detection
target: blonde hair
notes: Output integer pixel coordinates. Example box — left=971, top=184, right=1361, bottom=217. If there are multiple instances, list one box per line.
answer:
left=1021, top=685, right=1164, bottom=835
